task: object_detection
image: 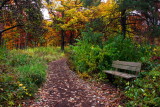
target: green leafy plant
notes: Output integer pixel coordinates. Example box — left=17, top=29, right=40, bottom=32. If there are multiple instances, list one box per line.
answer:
left=125, top=69, right=160, bottom=107
left=104, top=35, right=151, bottom=62
left=71, top=31, right=109, bottom=74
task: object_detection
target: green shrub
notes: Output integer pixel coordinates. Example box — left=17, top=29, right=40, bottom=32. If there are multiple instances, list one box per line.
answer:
left=104, top=35, right=151, bottom=62
left=71, top=31, right=109, bottom=75
left=125, top=70, right=160, bottom=107
left=71, top=34, right=151, bottom=77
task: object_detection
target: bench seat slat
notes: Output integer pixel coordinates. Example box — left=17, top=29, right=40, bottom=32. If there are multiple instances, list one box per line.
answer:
left=103, top=70, right=137, bottom=79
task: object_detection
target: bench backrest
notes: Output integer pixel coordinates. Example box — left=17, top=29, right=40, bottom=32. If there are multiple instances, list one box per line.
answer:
left=112, top=61, right=141, bottom=72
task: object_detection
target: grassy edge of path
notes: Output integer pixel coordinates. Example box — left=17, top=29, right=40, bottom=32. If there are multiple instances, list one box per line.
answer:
left=0, top=47, right=64, bottom=106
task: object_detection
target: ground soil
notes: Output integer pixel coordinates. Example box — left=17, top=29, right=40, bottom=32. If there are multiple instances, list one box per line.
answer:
left=25, top=58, right=124, bottom=107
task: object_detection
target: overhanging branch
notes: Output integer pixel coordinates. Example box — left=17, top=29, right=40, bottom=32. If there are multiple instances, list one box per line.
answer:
left=0, top=24, right=23, bottom=34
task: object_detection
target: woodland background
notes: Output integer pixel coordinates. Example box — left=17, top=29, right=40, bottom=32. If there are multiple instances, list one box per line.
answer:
left=0, top=0, right=160, bottom=106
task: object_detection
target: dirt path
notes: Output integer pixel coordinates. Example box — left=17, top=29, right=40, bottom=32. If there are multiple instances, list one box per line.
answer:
left=27, top=58, right=123, bottom=107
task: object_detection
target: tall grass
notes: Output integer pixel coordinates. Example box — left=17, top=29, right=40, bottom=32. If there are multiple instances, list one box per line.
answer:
left=0, top=47, right=64, bottom=106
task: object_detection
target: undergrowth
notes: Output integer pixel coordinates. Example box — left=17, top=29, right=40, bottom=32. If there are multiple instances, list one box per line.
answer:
left=70, top=30, right=160, bottom=106
left=0, top=47, right=64, bottom=106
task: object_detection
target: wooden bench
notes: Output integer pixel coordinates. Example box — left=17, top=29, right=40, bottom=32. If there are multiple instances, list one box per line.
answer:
left=103, top=61, right=142, bottom=79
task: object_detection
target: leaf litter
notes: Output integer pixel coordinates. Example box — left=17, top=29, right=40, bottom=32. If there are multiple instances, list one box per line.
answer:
left=24, top=58, right=124, bottom=107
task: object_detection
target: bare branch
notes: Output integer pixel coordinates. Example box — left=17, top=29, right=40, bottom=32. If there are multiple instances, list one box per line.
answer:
left=0, top=24, right=23, bottom=34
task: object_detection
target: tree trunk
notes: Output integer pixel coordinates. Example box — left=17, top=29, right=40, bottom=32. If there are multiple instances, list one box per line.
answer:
left=61, top=30, right=65, bottom=51
left=0, top=33, right=2, bottom=46
left=61, top=11, right=65, bottom=51
left=24, top=33, right=28, bottom=49
left=121, top=9, right=127, bottom=39
left=69, top=31, right=74, bottom=45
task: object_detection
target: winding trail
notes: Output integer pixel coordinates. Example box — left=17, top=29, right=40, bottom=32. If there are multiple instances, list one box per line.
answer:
left=28, top=58, right=123, bottom=107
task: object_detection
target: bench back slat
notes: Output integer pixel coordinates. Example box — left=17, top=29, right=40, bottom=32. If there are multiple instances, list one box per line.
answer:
left=112, top=61, right=141, bottom=72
